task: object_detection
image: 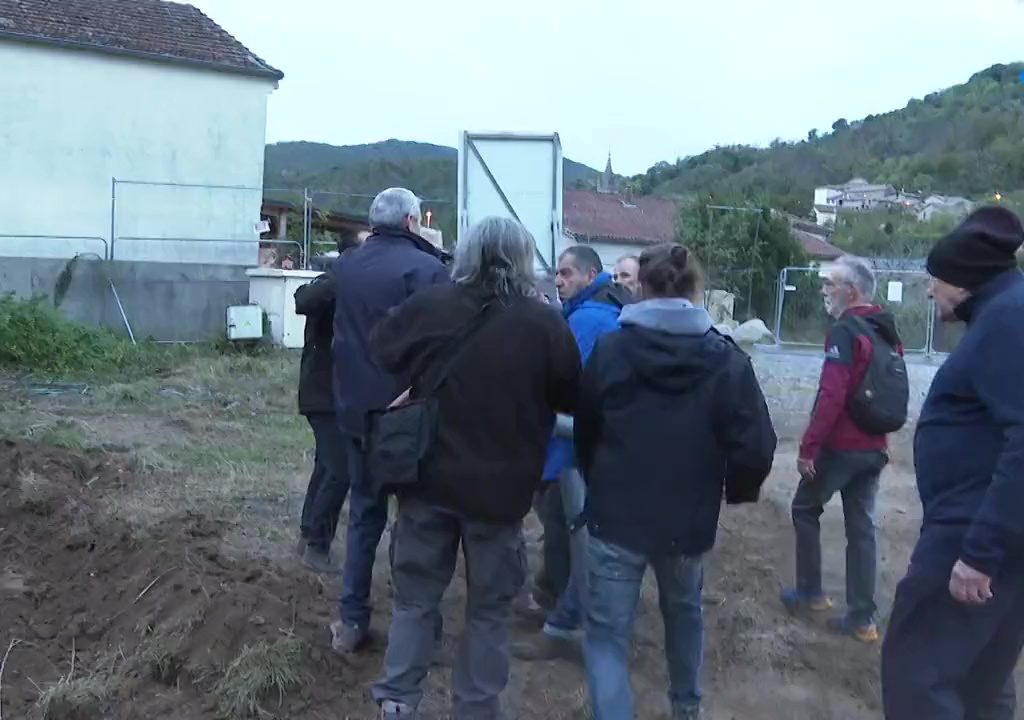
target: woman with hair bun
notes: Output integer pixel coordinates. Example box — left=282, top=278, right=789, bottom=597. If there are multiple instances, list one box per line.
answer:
left=575, top=243, right=778, bottom=720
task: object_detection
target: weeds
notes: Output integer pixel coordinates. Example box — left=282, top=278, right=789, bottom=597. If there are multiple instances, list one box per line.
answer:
left=0, top=294, right=195, bottom=379
left=214, top=638, right=304, bottom=719
left=36, top=676, right=108, bottom=720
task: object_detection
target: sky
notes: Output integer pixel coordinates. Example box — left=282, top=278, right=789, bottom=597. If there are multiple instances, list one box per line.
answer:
left=187, top=0, right=1024, bottom=176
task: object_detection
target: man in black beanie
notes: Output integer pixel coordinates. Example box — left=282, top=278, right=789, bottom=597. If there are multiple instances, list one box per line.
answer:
left=882, top=206, right=1024, bottom=719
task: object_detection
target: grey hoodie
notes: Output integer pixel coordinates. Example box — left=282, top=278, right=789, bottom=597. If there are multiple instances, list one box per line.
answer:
left=618, top=298, right=713, bottom=336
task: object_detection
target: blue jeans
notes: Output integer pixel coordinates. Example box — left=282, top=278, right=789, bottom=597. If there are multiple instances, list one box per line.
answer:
left=545, top=576, right=582, bottom=635
left=584, top=537, right=704, bottom=720
left=339, top=434, right=389, bottom=630
left=791, top=448, right=886, bottom=625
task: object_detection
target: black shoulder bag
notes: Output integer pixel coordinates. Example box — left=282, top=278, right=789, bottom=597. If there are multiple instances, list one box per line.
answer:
left=364, top=302, right=497, bottom=496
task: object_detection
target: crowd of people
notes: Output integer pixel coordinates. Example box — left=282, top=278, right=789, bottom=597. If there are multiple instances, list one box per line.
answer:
left=292, top=186, right=1024, bottom=720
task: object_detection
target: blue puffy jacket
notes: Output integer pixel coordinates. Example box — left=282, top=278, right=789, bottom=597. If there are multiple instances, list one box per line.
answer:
left=542, top=272, right=628, bottom=480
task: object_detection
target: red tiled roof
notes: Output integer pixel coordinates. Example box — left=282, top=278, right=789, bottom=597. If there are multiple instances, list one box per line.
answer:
left=0, top=0, right=282, bottom=80
left=563, top=190, right=678, bottom=245
left=794, top=228, right=842, bottom=259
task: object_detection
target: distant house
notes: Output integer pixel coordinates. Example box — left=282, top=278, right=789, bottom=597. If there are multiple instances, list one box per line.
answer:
left=813, top=177, right=924, bottom=226
left=916, top=194, right=975, bottom=222
left=788, top=218, right=843, bottom=261
left=0, top=0, right=282, bottom=265
left=562, top=190, right=678, bottom=268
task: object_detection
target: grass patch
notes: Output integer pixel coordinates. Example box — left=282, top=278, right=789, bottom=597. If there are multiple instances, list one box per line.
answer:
left=214, top=638, right=304, bottom=719
left=36, top=420, right=89, bottom=452
left=0, top=294, right=197, bottom=380
left=36, top=675, right=109, bottom=720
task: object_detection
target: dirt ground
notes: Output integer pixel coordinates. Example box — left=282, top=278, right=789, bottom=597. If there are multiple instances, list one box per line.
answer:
left=0, top=352, right=1019, bottom=719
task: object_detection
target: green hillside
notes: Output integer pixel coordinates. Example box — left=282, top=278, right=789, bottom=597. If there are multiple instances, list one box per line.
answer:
left=635, top=63, right=1024, bottom=215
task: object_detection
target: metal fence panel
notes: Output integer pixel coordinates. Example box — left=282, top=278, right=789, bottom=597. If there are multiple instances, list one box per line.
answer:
left=775, top=266, right=936, bottom=353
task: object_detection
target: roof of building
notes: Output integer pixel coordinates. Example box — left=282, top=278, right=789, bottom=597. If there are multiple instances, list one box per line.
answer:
left=0, top=0, right=283, bottom=80
left=794, top=229, right=843, bottom=260
left=563, top=190, right=677, bottom=245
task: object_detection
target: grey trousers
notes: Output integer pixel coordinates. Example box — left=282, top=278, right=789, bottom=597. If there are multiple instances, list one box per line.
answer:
left=372, top=497, right=526, bottom=719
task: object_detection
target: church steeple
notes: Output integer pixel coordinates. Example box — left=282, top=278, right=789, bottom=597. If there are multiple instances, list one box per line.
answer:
left=599, top=151, right=616, bottom=194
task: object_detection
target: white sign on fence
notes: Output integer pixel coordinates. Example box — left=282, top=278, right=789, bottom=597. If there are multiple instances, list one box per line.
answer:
left=887, top=281, right=904, bottom=303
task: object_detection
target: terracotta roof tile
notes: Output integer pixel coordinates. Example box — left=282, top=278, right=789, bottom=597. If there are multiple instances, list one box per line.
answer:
left=0, top=0, right=282, bottom=79
left=563, top=190, right=677, bottom=245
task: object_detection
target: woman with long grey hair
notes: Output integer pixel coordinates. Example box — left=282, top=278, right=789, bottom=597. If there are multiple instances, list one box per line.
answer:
left=368, top=216, right=581, bottom=719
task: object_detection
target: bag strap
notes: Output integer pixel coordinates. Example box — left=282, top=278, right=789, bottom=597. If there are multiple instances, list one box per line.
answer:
left=420, top=301, right=501, bottom=396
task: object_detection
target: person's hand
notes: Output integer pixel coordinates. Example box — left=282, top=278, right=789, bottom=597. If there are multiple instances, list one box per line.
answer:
left=797, top=457, right=816, bottom=480
left=949, top=559, right=993, bottom=605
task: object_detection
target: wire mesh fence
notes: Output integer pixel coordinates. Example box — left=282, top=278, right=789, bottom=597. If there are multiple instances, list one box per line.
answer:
left=774, top=266, right=948, bottom=354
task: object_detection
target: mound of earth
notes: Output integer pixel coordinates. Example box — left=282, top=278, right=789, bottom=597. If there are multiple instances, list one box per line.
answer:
left=0, top=439, right=371, bottom=720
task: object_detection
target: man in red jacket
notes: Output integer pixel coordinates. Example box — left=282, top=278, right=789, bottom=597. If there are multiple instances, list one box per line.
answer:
left=781, top=255, right=903, bottom=643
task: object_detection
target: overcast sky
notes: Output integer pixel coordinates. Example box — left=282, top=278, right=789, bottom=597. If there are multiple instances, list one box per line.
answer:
left=187, top=0, right=1024, bottom=176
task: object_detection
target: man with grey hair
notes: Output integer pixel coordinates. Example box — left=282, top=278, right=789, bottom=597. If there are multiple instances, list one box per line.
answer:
left=329, top=187, right=452, bottom=653
left=368, top=216, right=580, bottom=719
left=781, top=255, right=905, bottom=644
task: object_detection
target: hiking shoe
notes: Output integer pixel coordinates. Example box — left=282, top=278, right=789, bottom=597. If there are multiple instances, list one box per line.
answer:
left=301, top=546, right=340, bottom=575
left=672, top=704, right=703, bottom=720
left=380, top=700, right=416, bottom=718
left=781, top=588, right=833, bottom=614
left=827, top=616, right=879, bottom=644
left=330, top=620, right=369, bottom=653
left=510, top=631, right=581, bottom=663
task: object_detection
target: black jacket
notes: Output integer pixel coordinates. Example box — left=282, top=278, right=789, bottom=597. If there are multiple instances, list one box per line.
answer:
left=332, top=228, right=451, bottom=436
left=294, top=267, right=336, bottom=415
left=371, top=284, right=581, bottom=524
left=576, top=298, right=777, bottom=557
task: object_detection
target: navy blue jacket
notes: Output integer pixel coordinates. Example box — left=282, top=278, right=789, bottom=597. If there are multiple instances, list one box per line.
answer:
left=576, top=299, right=776, bottom=557
left=331, top=228, right=450, bottom=437
left=913, top=270, right=1024, bottom=578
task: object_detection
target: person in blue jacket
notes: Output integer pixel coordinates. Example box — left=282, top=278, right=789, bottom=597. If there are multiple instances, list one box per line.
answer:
left=882, top=206, right=1024, bottom=719
left=514, top=245, right=629, bottom=660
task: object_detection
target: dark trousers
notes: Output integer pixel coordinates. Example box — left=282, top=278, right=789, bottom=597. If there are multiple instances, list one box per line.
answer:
left=791, top=448, right=886, bottom=624
left=372, top=497, right=525, bottom=718
left=299, top=413, right=352, bottom=552
left=339, top=434, right=389, bottom=630
left=882, top=551, right=1024, bottom=719
left=533, top=482, right=571, bottom=605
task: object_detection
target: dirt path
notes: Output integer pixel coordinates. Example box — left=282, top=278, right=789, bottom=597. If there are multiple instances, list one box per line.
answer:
left=1, top=356, right=1020, bottom=719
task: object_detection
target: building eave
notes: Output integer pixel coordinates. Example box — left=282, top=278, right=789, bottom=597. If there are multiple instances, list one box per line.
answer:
left=0, top=30, right=285, bottom=82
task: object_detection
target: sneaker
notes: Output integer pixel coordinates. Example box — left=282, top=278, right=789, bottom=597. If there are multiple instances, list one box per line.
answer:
left=780, top=588, right=833, bottom=614
left=301, top=546, right=340, bottom=575
left=513, top=591, right=548, bottom=626
left=330, top=620, right=369, bottom=653
left=827, top=615, right=879, bottom=644
left=510, top=630, right=581, bottom=663
left=380, top=700, right=416, bottom=718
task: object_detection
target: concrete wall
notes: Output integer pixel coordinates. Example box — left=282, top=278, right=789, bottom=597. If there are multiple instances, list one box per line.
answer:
left=751, top=346, right=941, bottom=464
left=0, top=42, right=276, bottom=265
left=0, top=256, right=249, bottom=342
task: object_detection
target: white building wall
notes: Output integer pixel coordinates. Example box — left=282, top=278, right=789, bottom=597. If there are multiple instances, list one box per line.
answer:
left=0, top=42, right=276, bottom=264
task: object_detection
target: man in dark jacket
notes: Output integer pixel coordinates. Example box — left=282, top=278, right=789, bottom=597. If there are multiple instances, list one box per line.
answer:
left=368, top=217, right=581, bottom=720
left=882, top=207, right=1024, bottom=720
left=781, top=254, right=902, bottom=643
left=294, top=255, right=351, bottom=573
left=329, top=187, right=452, bottom=654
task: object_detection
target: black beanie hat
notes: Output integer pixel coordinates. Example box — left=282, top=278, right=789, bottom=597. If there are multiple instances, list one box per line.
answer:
left=926, top=206, right=1024, bottom=290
